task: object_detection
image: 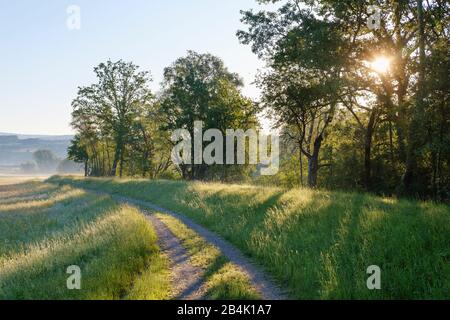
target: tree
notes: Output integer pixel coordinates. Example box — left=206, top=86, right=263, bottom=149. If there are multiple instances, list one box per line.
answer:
left=239, top=3, right=344, bottom=187
left=71, top=60, right=154, bottom=177
left=57, top=159, right=83, bottom=174
left=20, top=161, right=37, bottom=174
left=32, top=149, right=59, bottom=172
left=68, top=135, right=89, bottom=176
left=159, top=51, right=258, bottom=180
left=70, top=60, right=174, bottom=179
left=258, top=67, right=338, bottom=188
left=126, top=103, right=173, bottom=178
left=403, top=0, right=427, bottom=195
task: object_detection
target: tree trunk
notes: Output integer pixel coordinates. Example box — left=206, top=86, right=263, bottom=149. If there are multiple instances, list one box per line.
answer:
left=119, top=148, right=124, bottom=178
left=110, top=153, right=119, bottom=176
left=142, top=152, right=148, bottom=178
left=307, top=156, right=318, bottom=188
left=388, top=121, right=395, bottom=163
left=364, top=111, right=376, bottom=191
left=403, top=0, right=426, bottom=195
left=299, top=145, right=304, bottom=187
left=307, top=135, right=323, bottom=188
left=110, top=141, right=122, bottom=177
left=394, top=2, right=408, bottom=164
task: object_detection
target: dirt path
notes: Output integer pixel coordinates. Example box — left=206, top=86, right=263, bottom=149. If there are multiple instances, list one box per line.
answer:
left=144, top=212, right=206, bottom=300
left=109, top=193, right=289, bottom=300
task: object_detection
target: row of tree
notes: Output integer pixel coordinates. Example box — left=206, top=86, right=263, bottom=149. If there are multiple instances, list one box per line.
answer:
left=69, top=0, right=449, bottom=201
left=68, top=52, right=258, bottom=181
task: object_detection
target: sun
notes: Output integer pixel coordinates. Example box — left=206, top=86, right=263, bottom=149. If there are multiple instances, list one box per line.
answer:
left=370, top=56, right=391, bottom=74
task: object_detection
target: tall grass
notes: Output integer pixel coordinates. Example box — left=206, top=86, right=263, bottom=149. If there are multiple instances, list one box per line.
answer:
left=50, top=176, right=450, bottom=299
left=0, top=181, right=170, bottom=300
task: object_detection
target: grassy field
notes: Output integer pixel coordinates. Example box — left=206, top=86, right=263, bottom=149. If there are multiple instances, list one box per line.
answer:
left=0, top=178, right=261, bottom=300
left=0, top=180, right=170, bottom=300
left=50, top=176, right=450, bottom=299
left=0, top=176, right=49, bottom=186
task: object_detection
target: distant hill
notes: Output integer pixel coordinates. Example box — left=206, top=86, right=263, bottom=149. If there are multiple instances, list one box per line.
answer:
left=0, top=132, right=73, bottom=141
left=0, top=133, right=73, bottom=166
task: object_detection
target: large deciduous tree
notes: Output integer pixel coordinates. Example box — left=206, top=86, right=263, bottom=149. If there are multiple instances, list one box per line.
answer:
left=239, top=3, right=344, bottom=188
left=71, top=60, right=153, bottom=177
left=159, top=51, right=258, bottom=180
left=72, top=60, right=153, bottom=176
left=70, top=60, right=173, bottom=179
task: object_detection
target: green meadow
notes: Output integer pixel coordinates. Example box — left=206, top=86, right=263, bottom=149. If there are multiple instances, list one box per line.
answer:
left=50, top=176, right=450, bottom=299
left=0, top=181, right=170, bottom=300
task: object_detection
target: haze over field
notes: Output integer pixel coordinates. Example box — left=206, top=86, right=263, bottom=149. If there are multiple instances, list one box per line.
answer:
left=0, top=133, right=81, bottom=176
left=0, top=134, right=72, bottom=166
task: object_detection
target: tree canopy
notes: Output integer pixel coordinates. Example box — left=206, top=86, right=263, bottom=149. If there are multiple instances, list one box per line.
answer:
left=238, top=0, right=449, bottom=199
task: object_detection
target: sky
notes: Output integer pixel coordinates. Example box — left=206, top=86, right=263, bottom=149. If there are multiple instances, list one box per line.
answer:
left=0, top=0, right=270, bottom=135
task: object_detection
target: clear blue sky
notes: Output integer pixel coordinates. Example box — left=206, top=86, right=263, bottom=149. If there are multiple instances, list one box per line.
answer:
left=0, top=0, right=269, bottom=135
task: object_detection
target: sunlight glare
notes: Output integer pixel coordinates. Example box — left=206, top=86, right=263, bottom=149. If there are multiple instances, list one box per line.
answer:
left=370, top=56, right=391, bottom=74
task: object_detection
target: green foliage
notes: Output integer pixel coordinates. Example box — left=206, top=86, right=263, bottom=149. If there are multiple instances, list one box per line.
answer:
left=159, top=51, right=259, bottom=180
left=238, top=0, right=450, bottom=200
left=70, top=60, right=173, bottom=178
left=68, top=134, right=89, bottom=176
